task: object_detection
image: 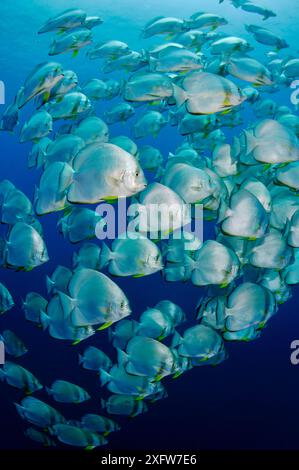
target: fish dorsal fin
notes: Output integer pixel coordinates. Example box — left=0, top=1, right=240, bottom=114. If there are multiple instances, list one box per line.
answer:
left=144, top=16, right=165, bottom=29
left=71, top=306, right=88, bottom=327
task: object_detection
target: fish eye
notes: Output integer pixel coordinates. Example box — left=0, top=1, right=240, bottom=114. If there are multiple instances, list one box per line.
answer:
left=135, top=170, right=139, bottom=177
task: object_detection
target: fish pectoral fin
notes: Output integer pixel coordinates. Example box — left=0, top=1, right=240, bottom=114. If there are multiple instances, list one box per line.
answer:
left=172, top=371, right=182, bottom=379
left=132, top=273, right=145, bottom=278
left=220, top=108, right=231, bottom=115
left=72, top=49, right=79, bottom=58
left=153, top=373, right=163, bottom=382
left=102, top=196, right=118, bottom=203
left=43, top=91, right=51, bottom=103
left=85, top=446, right=95, bottom=451
left=97, top=321, right=113, bottom=331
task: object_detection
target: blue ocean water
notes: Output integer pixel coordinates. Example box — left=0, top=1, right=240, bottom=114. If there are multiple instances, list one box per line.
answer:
left=0, top=0, right=299, bottom=452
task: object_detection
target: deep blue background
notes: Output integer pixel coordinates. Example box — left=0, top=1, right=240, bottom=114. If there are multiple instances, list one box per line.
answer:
left=0, top=0, right=299, bottom=452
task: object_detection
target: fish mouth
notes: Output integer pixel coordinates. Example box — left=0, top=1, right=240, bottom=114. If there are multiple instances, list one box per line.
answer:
left=122, top=307, right=132, bottom=318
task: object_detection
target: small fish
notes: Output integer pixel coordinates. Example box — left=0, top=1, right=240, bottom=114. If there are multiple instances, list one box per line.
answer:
left=68, top=268, right=131, bottom=327
left=83, top=16, right=103, bottom=30
left=88, top=40, right=130, bottom=60
left=149, top=48, right=203, bottom=73
left=226, top=55, right=273, bottom=86
left=187, top=12, right=228, bottom=30
left=58, top=207, right=105, bottom=243
left=141, top=16, right=186, bottom=39
left=49, top=28, right=92, bottom=57
left=50, top=423, right=107, bottom=449
left=241, top=3, right=276, bottom=20
left=18, top=62, right=64, bottom=108
left=0, top=283, right=14, bottom=315
left=1, top=222, right=49, bottom=271
left=79, top=346, right=112, bottom=372
left=25, top=427, right=56, bottom=447
left=72, top=116, right=109, bottom=144
left=172, top=325, right=226, bottom=366
left=249, top=230, right=292, bottom=270
left=45, top=134, right=85, bottom=167
left=20, top=110, right=53, bottom=143
left=68, top=143, right=146, bottom=204
left=38, top=8, right=87, bottom=34
left=0, top=330, right=28, bottom=357
left=45, top=91, right=92, bottom=120
left=0, top=88, right=23, bottom=132
left=82, top=78, right=108, bottom=100
left=109, top=319, right=138, bottom=349
left=15, top=396, right=66, bottom=428
left=101, top=394, right=148, bottom=417
left=35, top=161, right=73, bottom=215
left=46, top=265, right=73, bottom=295
left=104, top=103, right=135, bottom=124
left=72, top=243, right=102, bottom=270
left=22, top=292, right=48, bottom=325
left=119, top=336, right=178, bottom=380
left=0, top=361, right=42, bottom=393
left=133, top=111, right=167, bottom=139
left=191, top=240, right=239, bottom=287
left=110, top=135, right=139, bottom=157
left=99, top=234, right=163, bottom=277
left=221, top=189, right=268, bottom=239
left=211, top=36, right=253, bottom=55
left=81, top=414, right=120, bottom=434
left=46, top=380, right=90, bottom=403
left=124, top=72, right=173, bottom=102
left=224, top=282, right=277, bottom=332
left=101, top=365, right=165, bottom=399
left=245, top=25, right=289, bottom=49
left=173, top=71, right=246, bottom=115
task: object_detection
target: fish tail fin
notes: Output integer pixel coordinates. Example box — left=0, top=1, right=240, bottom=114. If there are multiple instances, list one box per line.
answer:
left=148, top=56, right=158, bottom=72
left=116, top=347, right=129, bottom=367
left=283, top=217, right=291, bottom=238
left=99, top=368, right=112, bottom=386
left=71, top=306, right=88, bottom=328
left=40, top=310, right=50, bottom=331
left=57, top=291, right=77, bottom=316
left=99, top=242, right=113, bottom=269
left=78, top=354, right=84, bottom=365
left=45, top=386, right=52, bottom=396
left=14, top=403, right=25, bottom=418
left=244, top=130, right=258, bottom=154
left=217, top=198, right=230, bottom=223
left=172, top=84, right=187, bottom=108
left=164, top=265, right=186, bottom=282
left=171, top=330, right=182, bottom=348
left=46, top=275, right=54, bottom=294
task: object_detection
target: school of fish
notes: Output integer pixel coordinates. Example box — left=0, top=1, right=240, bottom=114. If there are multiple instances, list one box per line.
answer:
left=0, top=2, right=299, bottom=450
